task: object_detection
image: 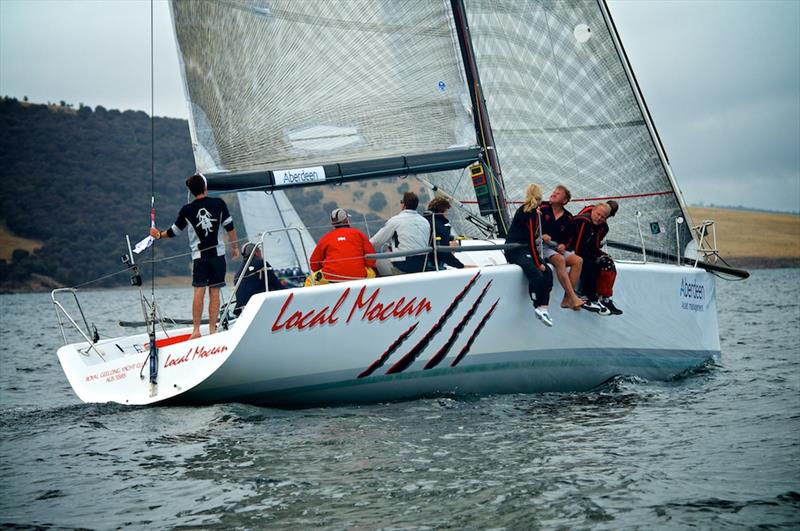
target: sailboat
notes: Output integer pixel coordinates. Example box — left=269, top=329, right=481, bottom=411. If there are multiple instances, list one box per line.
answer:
left=54, top=0, right=746, bottom=407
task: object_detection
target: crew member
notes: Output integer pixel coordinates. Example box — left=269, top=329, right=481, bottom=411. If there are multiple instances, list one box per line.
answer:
left=151, top=173, right=239, bottom=338
left=540, top=185, right=583, bottom=310
left=504, top=184, right=554, bottom=327
left=233, top=243, right=285, bottom=315
left=370, top=192, right=431, bottom=274
left=423, top=197, right=465, bottom=270
left=307, top=208, right=377, bottom=284
left=570, top=202, right=622, bottom=315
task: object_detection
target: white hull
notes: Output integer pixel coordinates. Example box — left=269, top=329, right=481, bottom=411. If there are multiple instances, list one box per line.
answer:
left=57, top=262, right=719, bottom=407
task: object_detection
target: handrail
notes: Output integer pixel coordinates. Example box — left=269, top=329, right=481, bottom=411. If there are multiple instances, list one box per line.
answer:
left=261, top=227, right=310, bottom=291
left=365, top=242, right=522, bottom=261
left=218, top=241, right=262, bottom=327
left=219, top=227, right=311, bottom=328
left=51, top=288, right=106, bottom=360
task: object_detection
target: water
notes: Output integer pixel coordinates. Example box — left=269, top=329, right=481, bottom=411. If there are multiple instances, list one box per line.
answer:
left=1, top=269, right=798, bottom=529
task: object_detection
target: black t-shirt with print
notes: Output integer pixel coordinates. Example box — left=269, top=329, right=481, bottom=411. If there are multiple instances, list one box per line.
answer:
left=167, top=196, right=234, bottom=259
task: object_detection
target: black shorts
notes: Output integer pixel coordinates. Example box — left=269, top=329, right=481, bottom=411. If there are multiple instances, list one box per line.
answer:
left=192, top=256, right=226, bottom=288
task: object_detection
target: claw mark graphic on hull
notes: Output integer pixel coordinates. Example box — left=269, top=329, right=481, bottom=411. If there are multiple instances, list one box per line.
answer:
left=423, top=280, right=493, bottom=370
left=450, top=298, right=500, bottom=367
left=385, top=272, right=481, bottom=375
left=357, top=322, right=419, bottom=378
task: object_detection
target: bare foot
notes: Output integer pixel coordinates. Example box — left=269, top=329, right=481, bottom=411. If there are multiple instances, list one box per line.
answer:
left=209, top=329, right=217, bottom=335
left=560, top=297, right=572, bottom=309
left=571, top=297, right=585, bottom=311
left=189, top=330, right=202, bottom=340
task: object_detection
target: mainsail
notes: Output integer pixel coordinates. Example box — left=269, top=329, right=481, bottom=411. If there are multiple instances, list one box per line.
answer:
left=454, top=0, right=695, bottom=258
left=170, top=0, right=477, bottom=175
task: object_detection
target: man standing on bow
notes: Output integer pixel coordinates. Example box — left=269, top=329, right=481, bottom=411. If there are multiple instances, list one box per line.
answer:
left=151, top=174, right=239, bottom=338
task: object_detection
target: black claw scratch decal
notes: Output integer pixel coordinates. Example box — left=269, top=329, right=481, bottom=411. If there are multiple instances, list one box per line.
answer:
left=450, top=298, right=500, bottom=368
left=423, top=280, right=493, bottom=370
left=357, top=322, right=419, bottom=378
left=385, top=271, right=482, bottom=375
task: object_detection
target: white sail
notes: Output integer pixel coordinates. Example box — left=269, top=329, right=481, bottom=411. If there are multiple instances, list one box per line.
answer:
left=238, top=190, right=315, bottom=273
left=169, top=0, right=476, bottom=175
left=451, top=0, right=695, bottom=258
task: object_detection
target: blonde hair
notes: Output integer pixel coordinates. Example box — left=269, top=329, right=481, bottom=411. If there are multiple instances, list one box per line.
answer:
left=522, top=184, right=543, bottom=213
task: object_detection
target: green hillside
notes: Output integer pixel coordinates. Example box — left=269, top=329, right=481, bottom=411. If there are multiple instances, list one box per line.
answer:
left=0, top=97, right=395, bottom=291
left=0, top=97, right=197, bottom=289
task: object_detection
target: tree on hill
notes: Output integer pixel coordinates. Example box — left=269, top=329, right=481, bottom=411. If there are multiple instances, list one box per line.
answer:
left=0, top=97, right=195, bottom=288
left=368, top=192, right=387, bottom=212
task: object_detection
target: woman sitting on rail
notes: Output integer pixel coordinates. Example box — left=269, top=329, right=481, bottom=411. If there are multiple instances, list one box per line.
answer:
left=504, top=184, right=554, bottom=327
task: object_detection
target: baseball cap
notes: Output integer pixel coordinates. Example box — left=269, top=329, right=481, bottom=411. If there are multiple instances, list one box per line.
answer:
left=331, top=208, right=349, bottom=224
left=241, top=242, right=257, bottom=257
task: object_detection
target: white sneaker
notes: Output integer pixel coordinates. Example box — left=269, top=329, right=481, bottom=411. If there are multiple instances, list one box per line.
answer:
left=534, top=307, right=553, bottom=327
left=596, top=301, right=612, bottom=316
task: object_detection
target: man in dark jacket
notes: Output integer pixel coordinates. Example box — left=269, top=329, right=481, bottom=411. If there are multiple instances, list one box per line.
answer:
left=570, top=203, right=622, bottom=315
left=233, top=243, right=285, bottom=316
left=424, top=197, right=465, bottom=270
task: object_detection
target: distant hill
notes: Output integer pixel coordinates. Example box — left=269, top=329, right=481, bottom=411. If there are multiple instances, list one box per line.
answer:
left=692, top=203, right=799, bottom=217
left=687, top=207, right=800, bottom=269
left=0, top=97, right=399, bottom=292
left=0, top=96, right=197, bottom=290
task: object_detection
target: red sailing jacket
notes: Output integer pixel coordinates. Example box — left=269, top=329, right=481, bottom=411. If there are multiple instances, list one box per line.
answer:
left=310, top=227, right=377, bottom=282
left=577, top=205, right=610, bottom=242
left=569, top=212, right=605, bottom=259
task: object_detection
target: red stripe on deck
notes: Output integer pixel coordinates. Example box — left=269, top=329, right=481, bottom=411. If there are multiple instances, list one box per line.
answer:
left=155, top=334, right=193, bottom=348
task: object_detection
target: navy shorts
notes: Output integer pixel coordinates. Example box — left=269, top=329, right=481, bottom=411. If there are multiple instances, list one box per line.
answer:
left=192, top=256, right=226, bottom=288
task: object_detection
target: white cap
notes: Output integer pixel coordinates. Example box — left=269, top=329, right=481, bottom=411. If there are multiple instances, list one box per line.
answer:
left=331, top=208, right=349, bottom=224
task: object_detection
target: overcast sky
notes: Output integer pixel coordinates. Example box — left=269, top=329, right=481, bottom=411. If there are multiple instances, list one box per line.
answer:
left=1, top=0, right=798, bottom=212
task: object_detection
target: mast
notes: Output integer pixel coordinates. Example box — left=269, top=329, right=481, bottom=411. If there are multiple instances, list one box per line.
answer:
left=450, top=0, right=510, bottom=236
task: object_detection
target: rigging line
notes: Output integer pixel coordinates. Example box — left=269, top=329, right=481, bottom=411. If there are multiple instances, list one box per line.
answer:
left=460, top=190, right=676, bottom=205
left=69, top=268, right=134, bottom=289
left=150, top=0, right=156, bottom=301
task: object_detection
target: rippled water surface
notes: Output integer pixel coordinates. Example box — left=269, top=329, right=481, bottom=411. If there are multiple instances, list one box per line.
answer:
left=1, top=269, right=799, bottom=529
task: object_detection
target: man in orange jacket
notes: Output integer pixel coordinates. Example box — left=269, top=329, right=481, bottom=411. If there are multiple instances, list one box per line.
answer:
left=307, top=208, right=377, bottom=284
